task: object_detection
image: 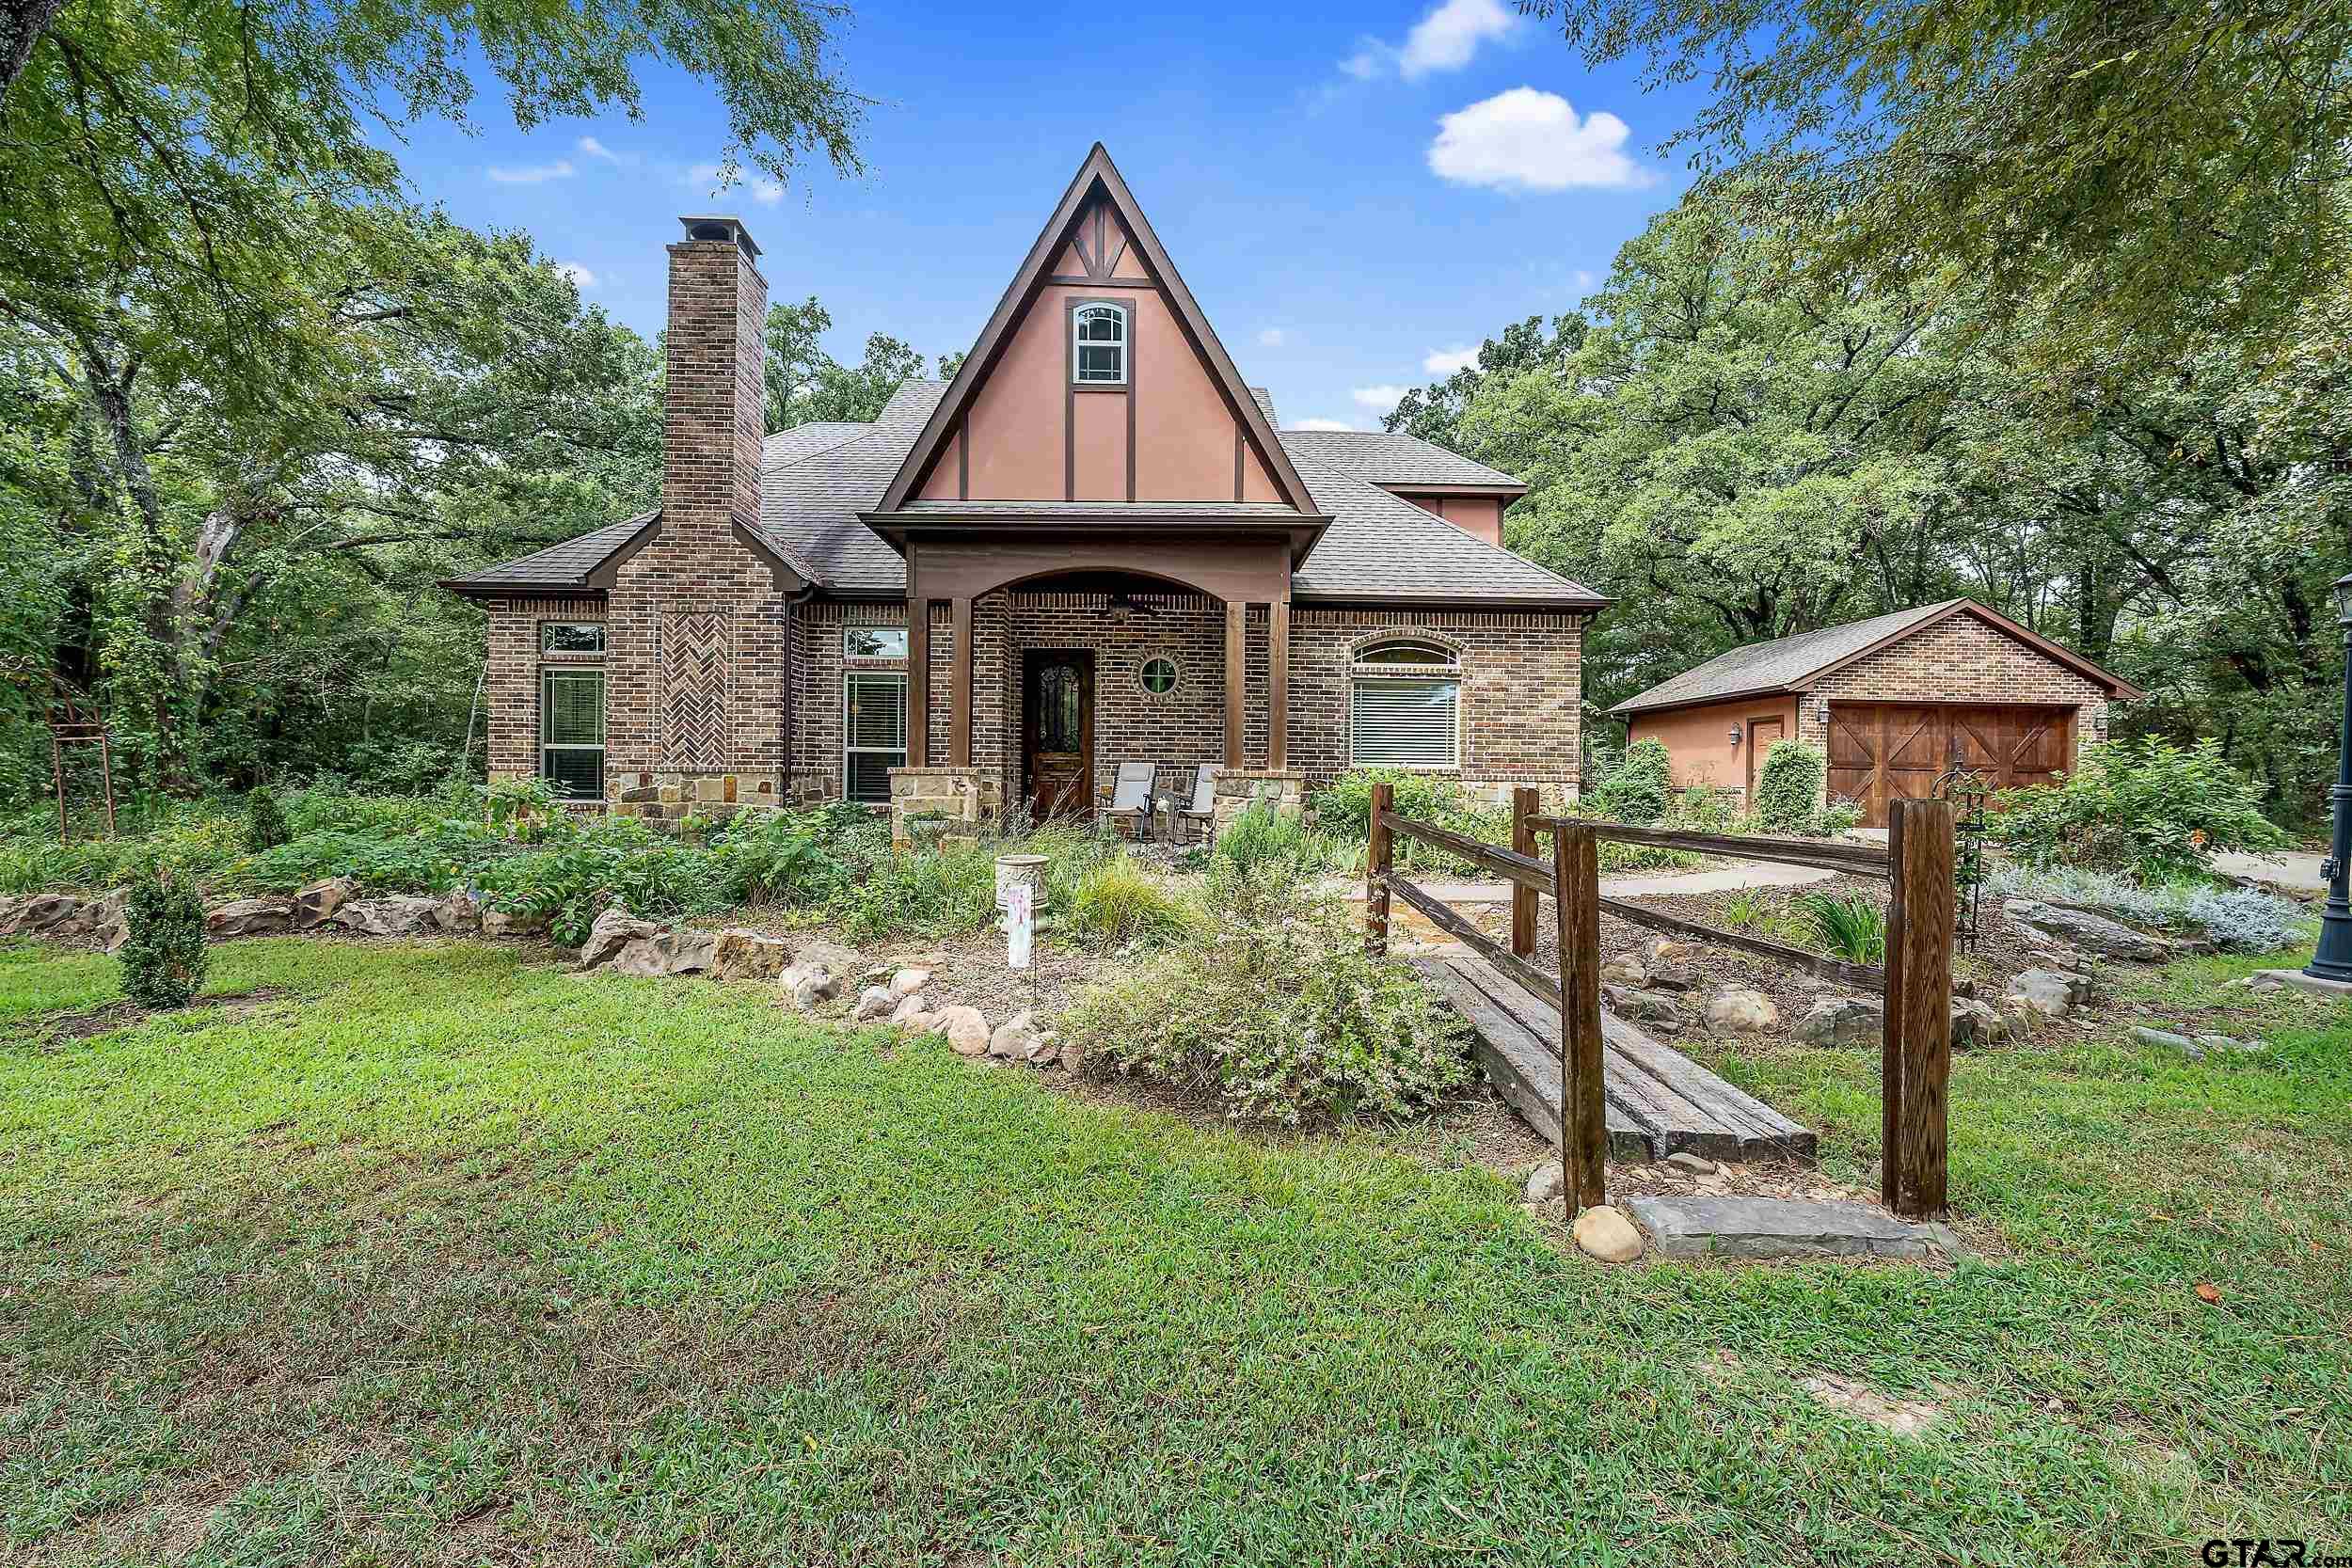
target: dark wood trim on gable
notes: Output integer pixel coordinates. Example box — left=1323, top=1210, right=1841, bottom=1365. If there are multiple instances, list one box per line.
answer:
left=876, top=144, right=1320, bottom=516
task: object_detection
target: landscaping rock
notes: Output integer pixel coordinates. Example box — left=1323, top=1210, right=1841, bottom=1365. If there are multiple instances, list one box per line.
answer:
left=1642, top=937, right=1697, bottom=990
left=1703, top=987, right=1778, bottom=1033
left=205, top=896, right=294, bottom=938
left=888, top=992, right=933, bottom=1025
left=1665, top=1151, right=1715, bottom=1175
left=2005, top=898, right=2172, bottom=963
left=988, top=1009, right=1050, bottom=1062
left=889, top=966, right=931, bottom=999
left=431, top=890, right=481, bottom=934
left=853, top=986, right=898, bottom=1022
left=2226, top=971, right=2288, bottom=993
left=1799, top=995, right=1883, bottom=1046
left=792, top=937, right=860, bottom=978
left=1601, top=984, right=1683, bottom=1025
left=2133, top=1024, right=2201, bottom=1058
left=335, top=895, right=445, bottom=938
left=935, top=1005, right=991, bottom=1056
left=2005, top=967, right=2091, bottom=1019
left=291, top=878, right=358, bottom=930
left=778, top=962, right=841, bottom=1011
left=1572, top=1205, right=1645, bottom=1262
left=1622, top=1196, right=1958, bottom=1260
left=709, top=928, right=792, bottom=981
left=0, top=893, right=84, bottom=936
left=1950, top=997, right=2008, bottom=1049
left=1525, top=1162, right=1565, bottom=1204
left=579, top=907, right=659, bottom=970
left=1598, top=954, right=1648, bottom=988
left=480, top=907, right=548, bottom=939
left=2195, top=1033, right=2265, bottom=1055
left=661, top=928, right=717, bottom=975
left=1056, top=1039, right=1087, bottom=1073
left=89, top=890, right=130, bottom=953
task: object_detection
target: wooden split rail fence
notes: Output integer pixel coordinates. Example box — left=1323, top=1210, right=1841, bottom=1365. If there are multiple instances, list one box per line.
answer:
left=1366, top=784, right=1958, bottom=1220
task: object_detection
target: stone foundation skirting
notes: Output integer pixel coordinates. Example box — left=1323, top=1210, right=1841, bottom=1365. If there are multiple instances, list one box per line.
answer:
left=889, top=767, right=1004, bottom=846
left=1210, top=768, right=1304, bottom=836
left=607, top=769, right=782, bottom=825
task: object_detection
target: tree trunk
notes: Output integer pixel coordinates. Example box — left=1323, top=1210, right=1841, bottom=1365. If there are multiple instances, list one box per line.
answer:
left=0, top=0, right=65, bottom=105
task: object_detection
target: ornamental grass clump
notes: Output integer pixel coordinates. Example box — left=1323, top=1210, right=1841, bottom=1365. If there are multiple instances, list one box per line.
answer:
left=120, top=866, right=207, bottom=1009
left=1062, top=859, right=1470, bottom=1125
left=1062, top=853, right=1200, bottom=948
left=1794, top=890, right=1886, bottom=965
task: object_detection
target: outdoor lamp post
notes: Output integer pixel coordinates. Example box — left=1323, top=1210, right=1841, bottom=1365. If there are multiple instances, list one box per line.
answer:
left=2306, top=571, right=2352, bottom=983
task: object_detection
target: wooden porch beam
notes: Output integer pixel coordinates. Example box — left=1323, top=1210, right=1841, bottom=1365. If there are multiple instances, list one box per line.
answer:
left=906, top=594, right=929, bottom=769
left=1225, top=600, right=1247, bottom=770
left=1268, top=599, right=1289, bottom=771
left=949, top=595, right=974, bottom=769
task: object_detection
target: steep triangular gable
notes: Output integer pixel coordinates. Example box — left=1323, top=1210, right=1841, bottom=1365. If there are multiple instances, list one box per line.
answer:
left=879, top=144, right=1315, bottom=513
left=1807, top=599, right=2144, bottom=699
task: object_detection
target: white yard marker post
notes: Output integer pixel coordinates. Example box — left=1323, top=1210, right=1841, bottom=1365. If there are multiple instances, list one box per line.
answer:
left=1006, top=879, right=1034, bottom=973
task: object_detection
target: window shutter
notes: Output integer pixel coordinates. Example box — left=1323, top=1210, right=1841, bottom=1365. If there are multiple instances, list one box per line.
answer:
left=1350, top=678, right=1460, bottom=768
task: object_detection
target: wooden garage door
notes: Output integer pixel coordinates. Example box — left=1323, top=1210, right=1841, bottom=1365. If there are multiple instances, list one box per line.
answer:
left=1826, top=704, right=2073, bottom=827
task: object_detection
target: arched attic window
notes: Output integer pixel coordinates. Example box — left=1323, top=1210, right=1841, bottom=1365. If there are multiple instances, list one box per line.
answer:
left=1350, top=639, right=1462, bottom=768
left=1072, top=302, right=1128, bottom=386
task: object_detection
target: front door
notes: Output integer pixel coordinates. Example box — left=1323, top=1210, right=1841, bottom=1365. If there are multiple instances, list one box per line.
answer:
left=1023, top=650, right=1095, bottom=820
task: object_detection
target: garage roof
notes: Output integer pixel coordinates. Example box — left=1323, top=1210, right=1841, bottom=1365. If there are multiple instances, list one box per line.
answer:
left=1611, top=598, right=2142, bottom=716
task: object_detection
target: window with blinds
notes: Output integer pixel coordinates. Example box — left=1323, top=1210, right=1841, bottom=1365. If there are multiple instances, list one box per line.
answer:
left=540, top=669, right=606, bottom=799
left=1349, top=639, right=1462, bottom=768
left=844, top=673, right=908, bottom=803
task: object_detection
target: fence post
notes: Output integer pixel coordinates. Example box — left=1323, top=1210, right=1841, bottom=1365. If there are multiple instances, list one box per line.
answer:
left=1881, top=797, right=1955, bottom=1219
left=1366, top=781, right=1392, bottom=957
left=1551, top=819, right=1606, bottom=1210
left=1510, top=786, right=1539, bottom=959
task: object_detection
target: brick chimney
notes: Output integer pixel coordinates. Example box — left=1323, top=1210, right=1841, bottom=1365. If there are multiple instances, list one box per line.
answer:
left=601, top=214, right=787, bottom=809
left=663, top=215, right=768, bottom=541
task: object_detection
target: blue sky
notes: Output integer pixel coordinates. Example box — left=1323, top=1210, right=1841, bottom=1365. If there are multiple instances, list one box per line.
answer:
left=394, top=0, right=1700, bottom=431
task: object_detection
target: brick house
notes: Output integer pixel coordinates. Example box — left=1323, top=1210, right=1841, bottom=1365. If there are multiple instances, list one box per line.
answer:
left=445, top=146, right=1603, bottom=832
left=1613, top=598, right=2141, bottom=827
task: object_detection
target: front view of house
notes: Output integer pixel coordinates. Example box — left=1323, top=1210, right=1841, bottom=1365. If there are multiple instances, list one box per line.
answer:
left=447, top=146, right=1602, bottom=832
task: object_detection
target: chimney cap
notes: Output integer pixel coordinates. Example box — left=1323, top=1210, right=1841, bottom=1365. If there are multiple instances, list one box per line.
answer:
left=677, top=214, right=760, bottom=259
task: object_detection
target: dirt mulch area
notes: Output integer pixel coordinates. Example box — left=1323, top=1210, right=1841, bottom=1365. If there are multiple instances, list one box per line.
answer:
left=10, top=987, right=297, bottom=1048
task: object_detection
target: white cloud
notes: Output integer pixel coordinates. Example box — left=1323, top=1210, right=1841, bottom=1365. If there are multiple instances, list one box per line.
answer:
left=577, top=135, right=633, bottom=166
left=686, top=162, right=784, bottom=205
left=1427, top=87, right=1651, bottom=192
left=1422, top=344, right=1480, bottom=375
left=1343, top=0, right=1515, bottom=81
left=555, top=263, right=596, bottom=290
left=1257, top=327, right=1288, bottom=348
left=1351, top=385, right=1410, bottom=412
left=1292, top=418, right=1359, bottom=432
left=486, top=159, right=575, bottom=185
left=1573, top=267, right=1599, bottom=290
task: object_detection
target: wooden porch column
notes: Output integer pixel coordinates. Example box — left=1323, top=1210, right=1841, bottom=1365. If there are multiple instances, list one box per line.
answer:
left=905, top=595, right=929, bottom=768
left=949, top=594, right=974, bottom=769
left=1224, top=599, right=1247, bottom=770
left=1267, top=599, right=1290, bottom=771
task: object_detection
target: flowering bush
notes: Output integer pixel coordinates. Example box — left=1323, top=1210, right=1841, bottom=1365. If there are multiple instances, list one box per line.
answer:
left=1062, top=860, right=1470, bottom=1124
left=1990, top=738, right=2285, bottom=879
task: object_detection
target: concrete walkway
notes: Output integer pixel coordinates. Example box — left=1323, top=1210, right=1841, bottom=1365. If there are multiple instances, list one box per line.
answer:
left=2213, top=850, right=2327, bottom=893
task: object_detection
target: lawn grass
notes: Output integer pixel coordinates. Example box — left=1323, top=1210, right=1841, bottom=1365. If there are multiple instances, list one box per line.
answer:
left=2, top=936, right=2348, bottom=1565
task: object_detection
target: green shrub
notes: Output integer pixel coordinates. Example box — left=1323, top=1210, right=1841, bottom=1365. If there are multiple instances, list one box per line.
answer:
left=1063, top=853, right=1200, bottom=947
left=1990, top=737, right=2285, bottom=880
left=244, top=786, right=291, bottom=851
left=1062, top=860, right=1469, bottom=1125
left=1589, top=737, right=1673, bottom=826
left=1752, top=740, right=1826, bottom=833
left=1308, top=769, right=1510, bottom=875
left=833, top=835, right=1000, bottom=943
left=1669, top=784, right=1740, bottom=832
left=1794, top=891, right=1886, bottom=965
left=120, top=867, right=207, bottom=1008
left=708, top=804, right=871, bottom=908
left=1817, top=796, right=1864, bottom=838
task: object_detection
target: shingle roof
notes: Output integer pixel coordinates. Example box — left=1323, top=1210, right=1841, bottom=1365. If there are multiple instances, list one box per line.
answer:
left=1610, top=601, right=1963, bottom=714
left=1275, top=429, right=1524, bottom=490
left=442, top=511, right=655, bottom=593
left=451, top=378, right=1604, bottom=608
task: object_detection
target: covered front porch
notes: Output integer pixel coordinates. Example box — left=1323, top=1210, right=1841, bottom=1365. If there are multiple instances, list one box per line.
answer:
left=875, top=526, right=1314, bottom=840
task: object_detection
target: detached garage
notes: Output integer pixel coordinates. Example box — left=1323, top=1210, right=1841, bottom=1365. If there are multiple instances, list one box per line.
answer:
left=1612, top=599, right=2141, bottom=827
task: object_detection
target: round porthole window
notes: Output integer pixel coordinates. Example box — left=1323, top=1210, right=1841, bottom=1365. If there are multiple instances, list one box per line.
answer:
left=1139, top=657, right=1179, bottom=695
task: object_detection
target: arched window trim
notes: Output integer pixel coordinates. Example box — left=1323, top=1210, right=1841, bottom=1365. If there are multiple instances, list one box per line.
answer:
left=1071, top=301, right=1129, bottom=386
left=1349, top=633, right=1464, bottom=671
left=1348, top=636, right=1465, bottom=769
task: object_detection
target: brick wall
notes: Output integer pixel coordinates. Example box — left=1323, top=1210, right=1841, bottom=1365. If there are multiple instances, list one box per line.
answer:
left=1794, top=614, right=2111, bottom=766
left=604, top=225, right=789, bottom=807
left=483, top=597, right=607, bottom=782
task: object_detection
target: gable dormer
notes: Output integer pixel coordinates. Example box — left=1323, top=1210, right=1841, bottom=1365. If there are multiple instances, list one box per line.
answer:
left=880, top=146, right=1315, bottom=513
